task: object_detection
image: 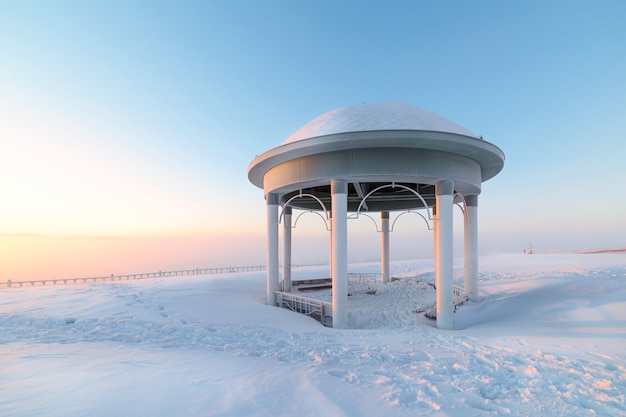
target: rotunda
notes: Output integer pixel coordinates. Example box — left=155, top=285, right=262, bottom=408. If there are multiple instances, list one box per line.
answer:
left=248, top=101, right=505, bottom=329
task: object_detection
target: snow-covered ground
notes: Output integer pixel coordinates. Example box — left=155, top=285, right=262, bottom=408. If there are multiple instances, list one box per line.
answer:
left=1, top=252, right=625, bottom=416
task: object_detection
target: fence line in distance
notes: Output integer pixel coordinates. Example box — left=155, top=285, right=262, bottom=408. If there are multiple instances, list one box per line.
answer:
left=0, top=264, right=322, bottom=289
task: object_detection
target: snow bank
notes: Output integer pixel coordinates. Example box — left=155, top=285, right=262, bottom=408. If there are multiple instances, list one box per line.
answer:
left=1, top=253, right=625, bottom=416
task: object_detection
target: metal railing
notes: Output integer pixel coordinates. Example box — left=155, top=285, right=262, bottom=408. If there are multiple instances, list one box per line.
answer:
left=275, top=291, right=333, bottom=327
left=0, top=265, right=270, bottom=288
left=421, top=285, right=469, bottom=319
left=348, top=272, right=380, bottom=295
left=347, top=272, right=382, bottom=282
left=453, top=284, right=465, bottom=296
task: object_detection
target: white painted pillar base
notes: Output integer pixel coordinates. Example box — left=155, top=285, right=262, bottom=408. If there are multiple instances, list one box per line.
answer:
left=435, top=180, right=454, bottom=330
left=283, top=206, right=292, bottom=292
left=381, top=211, right=390, bottom=283
left=464, top=195, right=478, bottom=301
left=331, top=179, right=348, bottom=329
left=266, top=193, right=279, bottom=306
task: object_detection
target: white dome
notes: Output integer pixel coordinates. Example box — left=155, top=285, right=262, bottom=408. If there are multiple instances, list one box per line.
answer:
left=284, top=101, right=476, bottom=144
left=248, top=101, right=504, bottom=193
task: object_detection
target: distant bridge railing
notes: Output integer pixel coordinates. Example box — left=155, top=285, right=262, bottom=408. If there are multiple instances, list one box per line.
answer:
left=0, top=264, right=321, bottom=289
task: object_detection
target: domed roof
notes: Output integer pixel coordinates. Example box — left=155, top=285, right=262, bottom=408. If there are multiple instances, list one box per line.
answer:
left=284, top=101, right=477, bottom=144
left=248, top=101, right=504, bottom=197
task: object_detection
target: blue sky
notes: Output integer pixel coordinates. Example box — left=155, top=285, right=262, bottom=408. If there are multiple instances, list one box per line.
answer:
left=1, top=1, right=625, bottom=278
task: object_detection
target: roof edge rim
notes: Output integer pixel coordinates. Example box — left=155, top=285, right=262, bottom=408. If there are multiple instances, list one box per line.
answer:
left=248, top=130, right=504, bottom=189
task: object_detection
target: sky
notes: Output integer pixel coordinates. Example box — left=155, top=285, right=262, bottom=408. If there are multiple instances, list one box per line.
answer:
left=2, top=1, right=625, bottom=280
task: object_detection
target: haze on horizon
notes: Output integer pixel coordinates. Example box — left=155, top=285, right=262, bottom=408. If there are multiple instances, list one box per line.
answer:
left=2, top=1, right=625, bottom=281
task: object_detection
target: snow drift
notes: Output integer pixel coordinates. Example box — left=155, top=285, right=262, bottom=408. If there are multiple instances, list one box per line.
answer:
left=1, top=253, right=625, bottom=416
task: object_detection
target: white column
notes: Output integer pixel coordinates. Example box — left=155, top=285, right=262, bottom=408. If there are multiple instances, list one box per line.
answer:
left=331, top=179, right=348, bottom=329
left=432, top=205, right=439, bottom=277
left=266, top=193, right=279, bottom=306
left=381, top=211, right=390, bottom=283
left=435, top=180, right=454, bottom=330
left=282, top=206, right=292, bottom=292
left=464, top=195, right=478, bottom=301
left=329, top=211, right=333, bottom=276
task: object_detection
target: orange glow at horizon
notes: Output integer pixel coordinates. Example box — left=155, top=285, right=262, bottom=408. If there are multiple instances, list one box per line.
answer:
left=0, top=233, right=266, bottom=282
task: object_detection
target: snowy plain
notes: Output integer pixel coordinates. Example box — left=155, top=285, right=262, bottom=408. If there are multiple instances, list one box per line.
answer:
left=1, top=252, right=625, bottom=417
